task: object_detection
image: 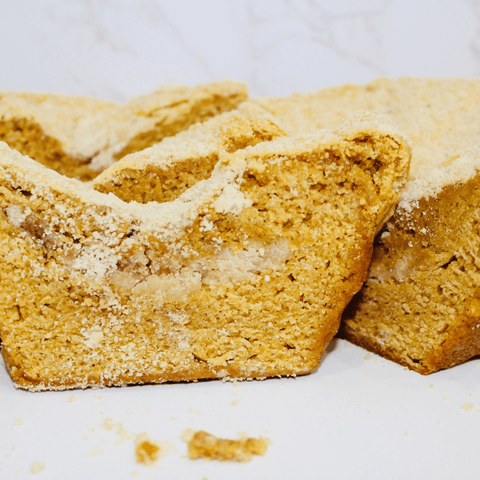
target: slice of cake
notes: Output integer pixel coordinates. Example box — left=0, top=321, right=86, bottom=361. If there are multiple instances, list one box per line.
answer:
left=93, top=79, right=248, bottom=172
left=0, top=80, right=247, bottom=181
left=342, top=148, right=480, bottom=373
left=0, top=111, right=410, bottom=391
left=92, top=102, right=287, bottom=204
left=256, top=77, right=480, bottom=373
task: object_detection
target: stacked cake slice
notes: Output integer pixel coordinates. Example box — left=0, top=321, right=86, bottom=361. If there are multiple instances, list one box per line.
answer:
left=342, top=147, right=480, bottom=373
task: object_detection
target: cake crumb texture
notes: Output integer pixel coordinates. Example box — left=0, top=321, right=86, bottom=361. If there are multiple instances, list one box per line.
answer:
left=342, top=161, right=480, bottom=373
left=186, top=430, right=269, bottom=462
left=93, top=102, right=287, bottom=204
left=255, top=77, right=480, bottom=194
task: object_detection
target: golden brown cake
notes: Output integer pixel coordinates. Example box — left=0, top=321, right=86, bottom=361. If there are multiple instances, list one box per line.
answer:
left=92, top=102, right=287, bottom=204
left=0, top=111, right=410, bottom=391
left=0, top=80, right=247, bottom=181
left=0, top=92, right=117, bottom=181
left=256, top=77, right=480, bottom=373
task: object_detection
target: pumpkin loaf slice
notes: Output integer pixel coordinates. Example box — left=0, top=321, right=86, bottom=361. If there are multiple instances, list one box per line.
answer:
left=95, top=79, right=248, bottom=170
left=256, top=77, right=480, bottom=373
left=93, top=102, right=287, bottom=204
left=342, top=147, right=480, bottom=374
left=0, top=80, right=247, bottom=181
left=0, top=111, right=410, bottom=391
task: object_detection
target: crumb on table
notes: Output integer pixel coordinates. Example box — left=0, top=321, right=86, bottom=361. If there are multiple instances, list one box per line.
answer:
left=186, top=430, right=270, bottom=462
left=135, top=433, right=160, bottom=466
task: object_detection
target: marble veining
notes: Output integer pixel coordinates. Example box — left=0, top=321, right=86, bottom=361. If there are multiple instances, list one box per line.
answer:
left=0, top=0, right=479, bottom=100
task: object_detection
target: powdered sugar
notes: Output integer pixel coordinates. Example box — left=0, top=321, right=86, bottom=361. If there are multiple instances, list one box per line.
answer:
left=71, top=242, right=120, bottom=281
left=84, top=329, right=104, bottom=349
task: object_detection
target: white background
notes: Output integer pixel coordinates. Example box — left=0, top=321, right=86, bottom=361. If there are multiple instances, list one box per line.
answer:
left=1, top=1, right=480, bottom=479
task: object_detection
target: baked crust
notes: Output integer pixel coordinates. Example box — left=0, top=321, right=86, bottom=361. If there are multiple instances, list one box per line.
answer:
left=255, top=77, right=480, bottom=181
left=0, top=111, right=410, bottom=391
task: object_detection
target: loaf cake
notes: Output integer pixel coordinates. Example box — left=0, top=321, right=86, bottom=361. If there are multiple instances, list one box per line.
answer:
left=93, top=102, right=287, bottom=204
left=0, top=80, right=247, bottom=181
left=257, top=77, right=480, bottom=373
left=0, top=111, right=410, bottom=391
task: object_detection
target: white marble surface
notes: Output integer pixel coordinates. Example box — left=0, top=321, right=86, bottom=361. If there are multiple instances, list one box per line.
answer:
left=2, top=339, right=480, bottom=480
left=0, top=0, right=478, bottom=100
